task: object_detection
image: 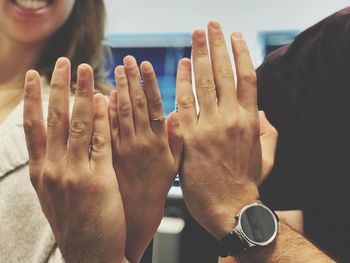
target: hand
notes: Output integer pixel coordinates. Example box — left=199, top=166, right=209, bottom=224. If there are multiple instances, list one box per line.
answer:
left=24, top=58, right=127, bottom=263
left=175, top=21, right=262, bottom=239
left=108, top=56, right=183, bottom=262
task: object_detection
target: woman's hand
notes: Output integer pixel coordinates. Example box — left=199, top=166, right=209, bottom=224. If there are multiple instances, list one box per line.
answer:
left=108, top=56, right=183, bottom=262
left=24, top=58, right=127, bottom=263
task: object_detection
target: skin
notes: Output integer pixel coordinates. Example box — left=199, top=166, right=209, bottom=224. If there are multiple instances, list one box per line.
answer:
left=108, top=55, right=182, bottom=262
left=175, top=23, right=262, bottom=239
left=23, top=58, right=127, bottom=263
left=21, top=14, right=331, bottom=262
left=0, top=0, right=75, bottom=44
left=171, top=21, right=334, bottom=262
left=24, top=32, right=277, bottom=262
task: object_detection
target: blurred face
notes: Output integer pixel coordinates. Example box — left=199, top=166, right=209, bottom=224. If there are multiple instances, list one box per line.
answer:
left=0, top=0, right=75, bottom=44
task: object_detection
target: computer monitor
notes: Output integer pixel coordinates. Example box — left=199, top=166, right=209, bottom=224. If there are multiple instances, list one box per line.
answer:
left=104, top=33, right=192, bottom=116
left=257, top=30, right=299, bottom=65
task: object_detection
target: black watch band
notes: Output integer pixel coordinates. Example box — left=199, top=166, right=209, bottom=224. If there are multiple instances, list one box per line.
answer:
left=218, top=231, right=248, bottom=257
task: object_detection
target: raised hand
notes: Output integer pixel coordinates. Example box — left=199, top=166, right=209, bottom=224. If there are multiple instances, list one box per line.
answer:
left=108, top=56, right=183, bottom=262
left=174, top=21, right=265, bottom=239
left=23, top=58, right=127, bottom=263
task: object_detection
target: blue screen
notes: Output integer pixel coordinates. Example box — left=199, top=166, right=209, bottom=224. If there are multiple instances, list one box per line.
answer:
left=105, top=33, right=192, bottom=116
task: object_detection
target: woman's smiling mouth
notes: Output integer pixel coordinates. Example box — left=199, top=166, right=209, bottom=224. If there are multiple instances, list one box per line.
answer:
left=12, top=0, right=52, bottom=10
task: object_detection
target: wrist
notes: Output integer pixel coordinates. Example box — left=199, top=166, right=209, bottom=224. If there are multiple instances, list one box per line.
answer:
left=205, top=183, right=260, bottom=240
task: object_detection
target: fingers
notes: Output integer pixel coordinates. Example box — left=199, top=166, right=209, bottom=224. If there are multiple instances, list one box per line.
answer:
left=140, top=61, right=166, bottom=136
left=90, top=94, right=113, bottom=170
left=176, top=58, right=197, bottom=132
left=123, top=56, right=150, bottom=134
left=231, top=32, right=257, bottom=110
left=207, top=21, right=236, bottom=110
left=46, top=57, right=70, bottom=162
left=23, top=70, right=46, bottom=185
left=166, top=112, right=184, bottom=170
left=68, top=64, right=94, bottom=165
left=109, top=90, right=120, bottom=153
left=115, top=66, right=135, bottom=142
left=192, top=29, right=218, bottom=117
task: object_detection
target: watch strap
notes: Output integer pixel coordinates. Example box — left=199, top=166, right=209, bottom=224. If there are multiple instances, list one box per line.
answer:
left=218, top=230, right=249, bottom=257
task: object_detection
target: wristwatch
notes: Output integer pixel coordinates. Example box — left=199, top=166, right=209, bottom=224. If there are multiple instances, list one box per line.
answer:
left=218, top=202, right=279, bottom=257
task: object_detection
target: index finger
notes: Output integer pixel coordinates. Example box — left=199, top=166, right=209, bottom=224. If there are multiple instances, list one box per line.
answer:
left=23, top=70, right=46, bottom=184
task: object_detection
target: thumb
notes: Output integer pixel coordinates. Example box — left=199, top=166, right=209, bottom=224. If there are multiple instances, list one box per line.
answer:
left=166, top=111, right=184, bottom=170
left=259, top=111, right=278, bottom=182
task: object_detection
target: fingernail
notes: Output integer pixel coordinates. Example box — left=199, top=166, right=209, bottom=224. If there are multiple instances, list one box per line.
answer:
left=232, top=32, right=244, bottom=40
left=193, top=29, right=206, bottom=40
left=180, top=58, right=191, bottom=69
left=209, top=20, right=221, bottom=30
left=115, top=66, right=125, bottom=77
left=123, top=55, right=137, bottom=67
left=78, top=64, right=90, bottom=79
left=26, top=70, right=36, bottom=82
left=141, top=61, right=153, bottom=73
left=56, top=57, right=68, bottom=69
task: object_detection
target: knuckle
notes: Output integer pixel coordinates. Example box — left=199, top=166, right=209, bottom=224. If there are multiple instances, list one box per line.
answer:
left=149, top=96, right=163, bottom=112
left=178, top=95, right=195, bottom=109
left=63, top=175, right=80, bottom=191
left=194, top=48, right=208, bottom=57
left=213, top=37, right=226, bottom=47
left=133, top=95, right=146, bottom=109
left=76, top=86, right=92, bottom=98
left=24, top=85, right=39, bottom=101
left=217, top=67, right=234, bottom=79
left=199, top=79, right=215, bottom=91
left=47, top=108, right=65, bottom=129
left=117, top=76, right=128, bottom=87
left=91, top=134, right=108, bottom=152
left=236, top=42, right=249, bottom=54
left=241, top=70, right=257, bottom=84
left=42, top=169, right=60, bottom=188
left=50, top=79, right=65, bottom=90
left=136, top=140, right=150, bottom=154
left=118, top=103, right=132, bottom=118
left=70, top=118, right=88, bottom=138
left=23, top=120, right=37, bottom=134
left=225, top=120, right=245, bottom=135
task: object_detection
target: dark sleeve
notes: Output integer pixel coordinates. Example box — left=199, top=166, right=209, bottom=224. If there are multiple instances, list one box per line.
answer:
left=256, top=7, right=350, bottom=211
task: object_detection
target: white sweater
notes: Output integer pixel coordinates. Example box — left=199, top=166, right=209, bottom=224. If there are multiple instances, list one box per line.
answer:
left=0, top=97, right=63, bottom=263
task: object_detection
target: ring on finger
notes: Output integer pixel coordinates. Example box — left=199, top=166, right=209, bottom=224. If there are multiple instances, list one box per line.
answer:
left=151, top=115, right=165, bottom=122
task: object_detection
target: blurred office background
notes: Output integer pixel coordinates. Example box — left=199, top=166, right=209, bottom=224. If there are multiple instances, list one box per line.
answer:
left=103, top=1, right=350, bottom=262
left=104, top=0, right=349, bottom=66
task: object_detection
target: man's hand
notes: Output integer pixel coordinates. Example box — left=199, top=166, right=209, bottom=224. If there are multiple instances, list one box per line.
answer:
left=23, top=58, right=127, bottom=263
left=108, top=56, right=183, bottom=262
left=175, top=21, right=263, bottom=239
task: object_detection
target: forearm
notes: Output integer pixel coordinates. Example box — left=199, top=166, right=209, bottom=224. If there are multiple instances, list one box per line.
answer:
left=235, top=220, right=334, bottom=263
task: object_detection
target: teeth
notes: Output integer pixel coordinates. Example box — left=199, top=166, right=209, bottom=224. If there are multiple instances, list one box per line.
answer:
left=14, top=0, right=49, bottom=9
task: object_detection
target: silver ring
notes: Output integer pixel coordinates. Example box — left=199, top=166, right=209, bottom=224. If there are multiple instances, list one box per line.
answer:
left=151, top=115, right=165, bottom=122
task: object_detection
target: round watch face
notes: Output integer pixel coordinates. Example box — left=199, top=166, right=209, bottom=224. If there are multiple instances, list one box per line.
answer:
left=240, top=204, right=277, bottom=245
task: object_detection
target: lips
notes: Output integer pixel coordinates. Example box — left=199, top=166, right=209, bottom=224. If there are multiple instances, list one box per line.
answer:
left=12, top=0, right=52, bottom=10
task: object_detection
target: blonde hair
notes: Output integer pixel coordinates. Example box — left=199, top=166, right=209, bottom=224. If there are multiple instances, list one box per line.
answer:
left=36, top=0, right=111, bottom=94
